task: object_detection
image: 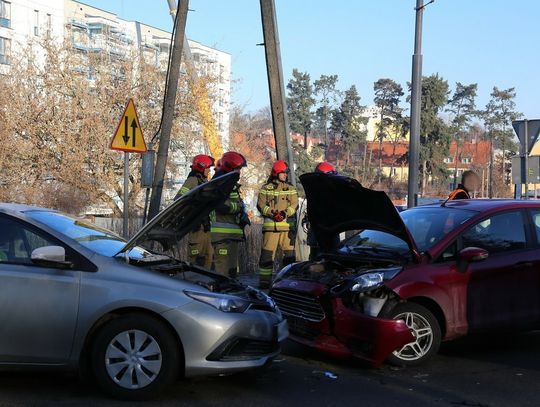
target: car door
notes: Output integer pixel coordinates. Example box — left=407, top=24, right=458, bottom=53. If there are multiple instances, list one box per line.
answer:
left=0, top=215, right=81, bottom=363
left=461, top=210, right=539, bottom=332
left=524, top=209, right=540, bottom=327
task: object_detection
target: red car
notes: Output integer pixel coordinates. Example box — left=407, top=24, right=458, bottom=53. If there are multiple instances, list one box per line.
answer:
left=271, top=173, right=540, bottom=366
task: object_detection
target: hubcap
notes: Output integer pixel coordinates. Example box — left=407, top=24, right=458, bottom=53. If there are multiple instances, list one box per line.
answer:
left=392, top=312, right=433, bottom=361
left=105, top=329, right=163, bottom=389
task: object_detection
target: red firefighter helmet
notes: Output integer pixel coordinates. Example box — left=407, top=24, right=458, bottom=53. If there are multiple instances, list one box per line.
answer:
left=271, top=160, right=290, bottom=177
left=191, top=154, right=215, bottom=174
left=220, top=151, right=247, bottom=173
left=315, top=162, right=337, bottom=174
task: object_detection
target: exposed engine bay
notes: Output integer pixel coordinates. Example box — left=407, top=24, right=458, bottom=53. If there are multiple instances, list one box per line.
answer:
left=129, top=257, right=275, bottom=309
left=283, top=255, right=403, bottom=317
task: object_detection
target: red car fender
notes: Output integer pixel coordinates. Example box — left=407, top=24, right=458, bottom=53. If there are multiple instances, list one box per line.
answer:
left=388, top=277, right=468, bottom=340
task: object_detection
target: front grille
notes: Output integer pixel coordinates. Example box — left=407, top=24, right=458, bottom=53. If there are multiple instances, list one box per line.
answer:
left=271, top=288, right=325, bottom=322
left=207, top=338, right=280, bottom=361
left=286, top=315, right=321, bottom=340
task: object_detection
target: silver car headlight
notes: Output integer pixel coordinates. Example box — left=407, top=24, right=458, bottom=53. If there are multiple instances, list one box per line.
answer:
left=184, top=290, right=251, bottom=313
left=350, top=267, right=402, bottom=293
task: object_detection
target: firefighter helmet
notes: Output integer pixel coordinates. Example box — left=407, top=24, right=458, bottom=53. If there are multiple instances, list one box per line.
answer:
left=315, top=162, right=337, bottom=174
left=271, top=160, right=290, bottom=177
left=220, top=151, right=247, bottom=173
left=191, top=154, right=215, bottom=174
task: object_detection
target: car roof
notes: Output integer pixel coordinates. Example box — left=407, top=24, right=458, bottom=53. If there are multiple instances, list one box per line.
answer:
left=412, top=199, right=540, bottom=212
left=0, top=203, right=57, bottom=215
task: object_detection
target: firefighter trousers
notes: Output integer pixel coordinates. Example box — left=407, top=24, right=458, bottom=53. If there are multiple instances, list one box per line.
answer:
left=212, top=240, right=239, bottom=278
left=188, top=228, right=213, bottom=269
left=258, top=230, right=296, bottom=286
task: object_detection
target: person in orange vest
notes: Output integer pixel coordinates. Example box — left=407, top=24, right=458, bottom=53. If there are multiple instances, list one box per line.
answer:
left=448, top=170, right=480, bottom=200
left=257, top=160, right=298, bottom=288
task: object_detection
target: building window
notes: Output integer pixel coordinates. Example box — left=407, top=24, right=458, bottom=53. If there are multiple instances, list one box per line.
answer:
left=46, top=13, right=52, bottom=32
left=33, top=10, right=39, bottom=36
left=0, top=1, right=10, bottom=28
left=0, top=36, right=10, bottom=65
left=218, top=112, right=224, bottom=132
left=443, top=157, right=453, bottom=164
left=461, top=157, right=472, bottom=164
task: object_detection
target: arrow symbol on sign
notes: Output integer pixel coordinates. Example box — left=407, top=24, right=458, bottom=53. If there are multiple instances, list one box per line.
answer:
left=122, top=117, right=129, bottom=145
left=130, top=119, right=138, bottom=147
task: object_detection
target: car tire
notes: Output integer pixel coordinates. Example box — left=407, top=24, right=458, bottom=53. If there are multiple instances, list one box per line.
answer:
left=384, top=302, right=441, bottom=367
left=90, top=314, right=180, bottom=400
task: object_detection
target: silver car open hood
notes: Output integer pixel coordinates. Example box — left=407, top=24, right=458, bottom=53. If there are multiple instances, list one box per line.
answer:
left=116, top=172, right=239, bottom=255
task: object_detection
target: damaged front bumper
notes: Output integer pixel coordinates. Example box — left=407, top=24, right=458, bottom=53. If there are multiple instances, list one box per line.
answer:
left=271, top=280, right=414, bottom=366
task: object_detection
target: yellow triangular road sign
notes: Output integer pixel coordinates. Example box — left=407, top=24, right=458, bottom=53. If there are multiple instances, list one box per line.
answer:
left=110, top=99, right=147, bottom=153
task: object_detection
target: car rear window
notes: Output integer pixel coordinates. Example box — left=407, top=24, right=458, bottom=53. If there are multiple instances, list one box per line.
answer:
left=401, top=207, right=475, bottom=252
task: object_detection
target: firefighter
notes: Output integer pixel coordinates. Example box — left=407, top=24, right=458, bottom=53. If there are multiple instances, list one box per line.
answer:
left=448, top=170, right=480, bottom=200
left=210, top=151, right=249, bottom=278
left=302, top=162, right=338, bottom=260
left=174, top=154, right=215, bottom=268
left=257, top=160, right=298, bottom=288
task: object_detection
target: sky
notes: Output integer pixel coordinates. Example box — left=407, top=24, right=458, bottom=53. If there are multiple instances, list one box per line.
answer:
left=83, top=0, right=540, bottom=118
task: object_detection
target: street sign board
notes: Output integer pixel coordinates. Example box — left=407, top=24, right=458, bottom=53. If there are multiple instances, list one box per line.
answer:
left=512, top=156, right=540, bottom=184
left=512, top=119, right=540, bottom=155
left=110, top=99, right=147, bottom=153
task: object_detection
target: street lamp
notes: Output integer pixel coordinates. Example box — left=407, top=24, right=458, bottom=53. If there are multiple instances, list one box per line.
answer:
left=407, top=0, right=434, bottom=208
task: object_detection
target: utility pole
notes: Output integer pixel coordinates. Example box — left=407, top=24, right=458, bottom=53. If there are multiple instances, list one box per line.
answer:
left=407, top=0, right=425, bottom=208
left=147, top=0, right=189, bottom=220
left=260, top=0, right=296, bottom=186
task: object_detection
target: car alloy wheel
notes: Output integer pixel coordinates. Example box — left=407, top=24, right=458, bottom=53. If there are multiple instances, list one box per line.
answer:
left=105, top=329, right=163, bottom=389
left=384, top=302, right=441, bottom=366
left=392, top=312, right=433, bottom=361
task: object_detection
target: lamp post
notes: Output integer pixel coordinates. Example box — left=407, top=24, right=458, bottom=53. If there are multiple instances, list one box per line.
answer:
left=407, top=0, right=433, bottom=208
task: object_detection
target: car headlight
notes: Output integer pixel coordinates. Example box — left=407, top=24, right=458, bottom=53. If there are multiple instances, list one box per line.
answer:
left=350, top=267, right=402, bottom=293
left=274, top=263, right=296, bottom=282
left=184, top=290, right=251, bottom=313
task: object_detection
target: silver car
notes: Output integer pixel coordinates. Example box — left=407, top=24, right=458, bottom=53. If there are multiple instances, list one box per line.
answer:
left=0, top=173, right=288, bottom=400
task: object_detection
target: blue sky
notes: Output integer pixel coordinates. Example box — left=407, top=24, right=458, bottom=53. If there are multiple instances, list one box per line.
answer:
left=84, top=0, right=540, bottom=118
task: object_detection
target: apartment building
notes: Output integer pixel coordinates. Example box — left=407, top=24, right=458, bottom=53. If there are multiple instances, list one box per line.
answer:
left=2, top=0, right=232, bottom=208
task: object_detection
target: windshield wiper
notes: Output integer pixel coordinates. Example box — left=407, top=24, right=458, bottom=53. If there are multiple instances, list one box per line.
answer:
left=346, top=245, right=408, bottom=261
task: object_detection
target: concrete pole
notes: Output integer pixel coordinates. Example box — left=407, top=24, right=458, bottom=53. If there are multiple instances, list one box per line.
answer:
left=260, top=0, right=296, bottom=186
left=147, top=0, right=189, bottom=221
left=407, top=0, right=424, bottom=208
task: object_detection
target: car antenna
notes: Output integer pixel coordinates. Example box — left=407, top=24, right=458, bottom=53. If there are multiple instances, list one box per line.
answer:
left=440, top=196, right=451, bottom=207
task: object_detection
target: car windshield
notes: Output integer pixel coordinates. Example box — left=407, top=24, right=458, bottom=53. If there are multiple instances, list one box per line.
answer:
left=343, top=207, right=476, bottom=254
left=26, top=210, right=153, bottom=259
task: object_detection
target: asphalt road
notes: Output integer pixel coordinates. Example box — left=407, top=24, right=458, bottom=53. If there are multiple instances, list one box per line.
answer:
left=0, top=331, right=538, bottom=407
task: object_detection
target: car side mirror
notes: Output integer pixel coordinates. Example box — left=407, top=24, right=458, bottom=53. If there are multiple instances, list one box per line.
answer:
left=457, top=247, right=488, bottom=272
left=31, top=246, right=73, bottom=269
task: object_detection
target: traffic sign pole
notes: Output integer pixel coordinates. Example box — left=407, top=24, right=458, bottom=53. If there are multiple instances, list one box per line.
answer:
left=123, top=152, right=129, bottom=239
left=524, top=119, right=529, bottom=200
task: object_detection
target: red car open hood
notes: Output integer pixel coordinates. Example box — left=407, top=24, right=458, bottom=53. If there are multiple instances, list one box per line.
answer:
left=300, top=173, right=420, bottom=259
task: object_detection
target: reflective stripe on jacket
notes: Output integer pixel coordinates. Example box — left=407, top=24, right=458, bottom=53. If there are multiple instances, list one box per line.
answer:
left=211, top=184, right=246, bottom=242
left=257, top=180, right=298, bottom=232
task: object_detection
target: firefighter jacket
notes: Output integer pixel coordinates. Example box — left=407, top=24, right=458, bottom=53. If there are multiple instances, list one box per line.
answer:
left=257, top=179, right=298, bottom=232
left=210, top=172, right=247, bottom=242
left=175, top=171, right=210, bottom=231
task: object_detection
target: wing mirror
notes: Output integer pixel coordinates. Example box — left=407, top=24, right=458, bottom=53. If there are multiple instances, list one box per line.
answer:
left=457, top=247, right=488, bottom=272
left=31, top=246, right=73, bottom=269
